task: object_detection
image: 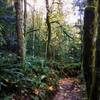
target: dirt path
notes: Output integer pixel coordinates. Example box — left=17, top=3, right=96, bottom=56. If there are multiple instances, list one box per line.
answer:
left=53, top=78, right=86, bottom=100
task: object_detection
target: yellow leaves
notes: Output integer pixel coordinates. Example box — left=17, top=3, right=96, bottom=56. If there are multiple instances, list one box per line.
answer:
left=59, top=78, right=80, bottom=85
left=34, top=89, right=40, bottom=95
left=47, top=86, right=54, bottom=91
left=59, top=78, right=74, bottom=85
left=33, top=85, right=54, bottom=96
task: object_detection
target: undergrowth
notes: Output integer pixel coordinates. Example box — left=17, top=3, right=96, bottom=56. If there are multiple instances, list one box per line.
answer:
left=0, top=52, right=81, bottom=100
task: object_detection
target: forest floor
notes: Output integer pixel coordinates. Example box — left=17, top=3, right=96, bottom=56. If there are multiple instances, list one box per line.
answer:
left=53, top=77, right=87, bottom=100
left=0, top=77, right=87, bottom=100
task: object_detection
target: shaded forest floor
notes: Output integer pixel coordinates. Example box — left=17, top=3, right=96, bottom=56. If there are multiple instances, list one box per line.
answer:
left=0, top=77, right=87, bottom=100
left=0, top=54, right=87, bottom=100
left=53, top=77, right=87, bottom=100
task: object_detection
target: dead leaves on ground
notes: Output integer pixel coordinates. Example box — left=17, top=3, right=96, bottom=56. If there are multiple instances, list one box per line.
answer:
left=53, top=78, right=82, bottom=100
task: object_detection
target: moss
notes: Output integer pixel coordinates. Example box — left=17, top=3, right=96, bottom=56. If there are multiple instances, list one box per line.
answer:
left=83, top=0, right=98, bottom=99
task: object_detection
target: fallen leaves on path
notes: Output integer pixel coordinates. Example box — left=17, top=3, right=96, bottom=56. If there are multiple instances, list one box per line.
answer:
left=53, top=78, right=83, bottom=100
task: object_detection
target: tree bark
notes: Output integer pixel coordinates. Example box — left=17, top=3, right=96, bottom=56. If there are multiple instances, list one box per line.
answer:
left=95, top=0, right=100, bottom=99
left=15, top=0, right=25, bottom=63
left=83, top=0, right=98, bottom=99
left=24, top=0, right=27, bottom=34
left=45, top=0, right=52, bottom=59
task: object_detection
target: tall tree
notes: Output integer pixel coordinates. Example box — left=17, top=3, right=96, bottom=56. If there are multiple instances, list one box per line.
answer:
left=15, top=0, right=25, bottom=63
left=24, top=0, right=27, bottom=34
left=31, top=8, right=35, bottom=57
left=45, top=0, right=52, bottom=59
left=24, top=0, right=27, bottom=59
left=83, top=0, right=98, bottom=99
left=95, top=0, right=100, bottom=99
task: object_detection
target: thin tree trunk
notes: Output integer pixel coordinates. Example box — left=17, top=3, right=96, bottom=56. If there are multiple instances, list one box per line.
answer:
left=24, top=0, right=27, bottom=34
left=24, top=0, right=27, bottom=59
left=83, top=0, right=98, bottom=99
left=15, top=0, right=25, bottom=63
left=31, top=4, right=35, bottom=57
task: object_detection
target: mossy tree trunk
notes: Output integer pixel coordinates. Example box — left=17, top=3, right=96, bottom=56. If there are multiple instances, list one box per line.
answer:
left=95, top=0, right=100, bottom=99
left=15, top=0, right=25, bottom=63
left=45, top=0, right=52, bottom=59
left=83, top=0, right=98, bottom=99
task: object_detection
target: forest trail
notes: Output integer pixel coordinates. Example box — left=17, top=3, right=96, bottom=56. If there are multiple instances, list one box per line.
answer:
left=53, top=78, right=86, bottom=100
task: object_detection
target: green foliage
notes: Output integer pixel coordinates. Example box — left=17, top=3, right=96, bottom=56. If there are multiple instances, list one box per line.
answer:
left=0, top=1, right=16, bottom=48
left=0, top=54, right=81, bottom=99
left=0, top=0, right=82, bottom=99
left=0, top=33, right=6, bottom=46
left=25, top=56, right=59, bottom=87
left=0, top=52, right=32, bottom=88
left=0, top=55, right=59, bottom=99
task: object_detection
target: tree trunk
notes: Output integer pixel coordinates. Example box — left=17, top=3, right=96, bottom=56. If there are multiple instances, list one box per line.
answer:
left=30, top=5, right=35, bottom=57
left=24, top=0, right=27, bottom=59
left=95, top=0, right=100, bottom=99
left=15, top=0, right=25, bottom=63
left=45, top=0, right=52, bottom=59
left=24, top=0, right=27, bottom=34
left=83, top=0, right=98, bottom=99
left=32, top=32, right=35, bottom=57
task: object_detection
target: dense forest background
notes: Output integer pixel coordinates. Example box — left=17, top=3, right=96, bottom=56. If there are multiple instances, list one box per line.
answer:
left=0, top=0, right=100, bottom=100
